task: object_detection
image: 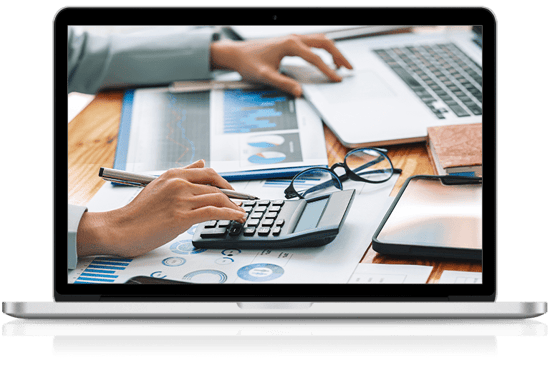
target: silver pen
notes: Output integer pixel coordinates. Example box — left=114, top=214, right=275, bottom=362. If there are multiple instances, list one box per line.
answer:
left=99, top=167, right=260, bottom=200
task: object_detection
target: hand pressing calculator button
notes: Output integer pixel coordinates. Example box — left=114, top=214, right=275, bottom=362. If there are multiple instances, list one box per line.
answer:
left=192, top=190, right=356, bottom=250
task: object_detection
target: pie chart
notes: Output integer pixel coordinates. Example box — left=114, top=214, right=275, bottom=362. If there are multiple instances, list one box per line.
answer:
left=248, top=151, right=286, bottom=164
left=247, top=134, right=285, bottom=148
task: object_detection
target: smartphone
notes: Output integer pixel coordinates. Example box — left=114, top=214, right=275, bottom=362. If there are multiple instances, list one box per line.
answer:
left=372, top=175, right=482, bottom=260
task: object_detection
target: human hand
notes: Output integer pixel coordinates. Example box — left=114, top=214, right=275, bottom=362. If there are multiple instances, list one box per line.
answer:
left=210, top=33, right=353, bottom=97
left=76, top=160, right=247, bottom=258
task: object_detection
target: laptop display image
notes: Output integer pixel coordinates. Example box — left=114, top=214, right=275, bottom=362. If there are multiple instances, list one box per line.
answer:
left=3, top=7, right=546, bottom=318
left=60, top=9, right=494, bottom=296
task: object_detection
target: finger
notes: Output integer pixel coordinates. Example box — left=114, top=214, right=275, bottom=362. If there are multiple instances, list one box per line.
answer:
left=290, top=40, right=342, bottom=82
left=298, top=34, right=354, bottom=70
left=191, top=192, right=246, bottom=213
left=190, top=185, right=245, bottom=211
left=260, top=68, right=303, bottom=97
left=189, top=206, right=248, bottom=226
left=183, top=159, right=205, bottom=169
left=167, top=167, right=234, bottom=190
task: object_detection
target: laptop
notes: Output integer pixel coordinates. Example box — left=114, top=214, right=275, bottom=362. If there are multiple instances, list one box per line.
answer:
left=280, top=25, right=483, bottom=147
left=2, top=7, right=546, bottom=319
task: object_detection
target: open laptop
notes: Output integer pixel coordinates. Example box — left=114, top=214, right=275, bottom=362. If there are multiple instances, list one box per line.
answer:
left=280, top=25, right=483, bottom=147
left=2, top=7, right=546, bottom=319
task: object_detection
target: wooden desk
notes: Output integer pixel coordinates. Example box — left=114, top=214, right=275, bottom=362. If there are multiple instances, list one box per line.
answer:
left=68, top=90, right=481, bottom=283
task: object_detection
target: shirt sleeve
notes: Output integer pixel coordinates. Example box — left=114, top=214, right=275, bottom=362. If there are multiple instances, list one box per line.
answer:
left=68, top=26, right=216, bottom=94
left=68, top=205, right=88, bottom=270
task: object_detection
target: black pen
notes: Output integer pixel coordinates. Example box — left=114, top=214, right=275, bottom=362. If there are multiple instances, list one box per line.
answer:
left=99, top=167, right=260, bottom=200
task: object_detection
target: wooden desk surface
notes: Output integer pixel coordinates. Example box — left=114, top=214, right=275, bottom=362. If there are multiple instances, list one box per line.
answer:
left=68, top=90, right=481, bottom=283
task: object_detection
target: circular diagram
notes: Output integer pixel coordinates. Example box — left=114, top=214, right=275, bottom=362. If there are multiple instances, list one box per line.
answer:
left=162, top=257, right=186, bottom=267
left=237, top=263, right=284, bottom=282
left=215, top=257, right=235, bottom=265
left=248, top=151, right=286, bottom=164
left=247, top=134, right=285, bottom=148
left=170, top=240, right=207, bottom=255
left=150, top=271, right=167, bottom=279
left=221, top=249, right=241, bottom=256
left=185, top=225, right=197, bottom=236
left=182, top=270, right=228, bottom=283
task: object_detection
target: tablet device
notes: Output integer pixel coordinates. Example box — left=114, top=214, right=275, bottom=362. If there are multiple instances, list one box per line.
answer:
left=372, top=175, right=482, bottom=260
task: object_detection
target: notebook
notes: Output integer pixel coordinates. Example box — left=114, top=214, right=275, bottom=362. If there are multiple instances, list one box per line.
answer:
left=2, top=7, right=546, bottom=319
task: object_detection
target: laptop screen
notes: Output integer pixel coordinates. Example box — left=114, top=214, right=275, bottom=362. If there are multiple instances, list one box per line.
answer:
left=57, top=8, right=495, bottom=301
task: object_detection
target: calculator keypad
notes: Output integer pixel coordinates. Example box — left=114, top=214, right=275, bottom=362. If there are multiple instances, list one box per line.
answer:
left=199, top=200, right=286, bottom=240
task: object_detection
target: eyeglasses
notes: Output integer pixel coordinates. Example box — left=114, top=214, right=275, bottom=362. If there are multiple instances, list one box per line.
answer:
left=284, top=148, right=401, bottom=199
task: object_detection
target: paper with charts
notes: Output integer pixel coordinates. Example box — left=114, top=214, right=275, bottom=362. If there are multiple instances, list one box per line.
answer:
left=68, top=175, right=399, bottom=284
left=122, top=87, right=327, bottom=175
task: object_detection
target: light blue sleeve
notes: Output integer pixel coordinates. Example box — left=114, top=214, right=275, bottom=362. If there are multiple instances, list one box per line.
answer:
left=68, top=27, right=215, bottom=94
left=68, top=205, right=88, bottom=270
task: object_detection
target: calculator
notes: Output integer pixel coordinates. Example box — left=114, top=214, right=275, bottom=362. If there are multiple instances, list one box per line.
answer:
left=192, top=189, right=355, bottom=249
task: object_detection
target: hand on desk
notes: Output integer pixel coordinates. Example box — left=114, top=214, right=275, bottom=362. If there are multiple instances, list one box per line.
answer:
left=76, top=160, right=247, bottom=258
left=210, top=33, right=353, bottom=97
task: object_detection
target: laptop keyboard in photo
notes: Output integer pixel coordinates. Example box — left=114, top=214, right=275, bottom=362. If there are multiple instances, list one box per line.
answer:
left=373, top=43, right=482, bottom=119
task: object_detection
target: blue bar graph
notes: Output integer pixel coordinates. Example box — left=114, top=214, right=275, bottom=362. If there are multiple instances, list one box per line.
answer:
left=74, top=257, right=133, bottom=284
left=223, top=89, right=298, bottom=133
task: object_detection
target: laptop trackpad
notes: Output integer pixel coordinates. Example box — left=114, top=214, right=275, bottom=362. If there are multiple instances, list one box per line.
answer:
left=284, top=65, right=396, bottom=102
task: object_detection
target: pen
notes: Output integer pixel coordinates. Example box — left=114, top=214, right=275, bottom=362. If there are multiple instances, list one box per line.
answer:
left=99, top=167, right=260, bottom=200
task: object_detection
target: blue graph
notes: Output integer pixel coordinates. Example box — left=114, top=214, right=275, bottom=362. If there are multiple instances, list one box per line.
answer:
left=170, top=239, right=207, bottom=255
left=237, top=263, right=284, bottom=282
left=182, top=270, right=228, bottom=283
left=223, top=89, right=297, bottom=133
left=248, top=151, right=287, bottom=164
left=74, top=257, right=132, bottom=284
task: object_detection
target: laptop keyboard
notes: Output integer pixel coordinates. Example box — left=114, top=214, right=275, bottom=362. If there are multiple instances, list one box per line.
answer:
left=373, top=43, right=482, bottom=119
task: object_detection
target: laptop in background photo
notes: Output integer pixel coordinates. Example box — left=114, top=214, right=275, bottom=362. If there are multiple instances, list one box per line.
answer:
left=280, top=26, right=483, bottom=147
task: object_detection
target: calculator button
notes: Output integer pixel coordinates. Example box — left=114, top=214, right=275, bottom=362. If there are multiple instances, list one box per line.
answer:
left=243, top=227, right=256, bottom=236
left=217, top=220, right=231, bottom=227
left=271, top=200, right=284, bottom=206
left=250, top=212, right=264, bottom=220
left=272, top=227, right=281, bottom=236
left=257, top=227, right=270, bottom=236
left=243, top=206, right=253, bottom=213
left=257, top=200, right=270, bottom=206
left=262, top=219, right=275, bottom=227
left=254, top=206, right=267, bottom=213
left=275, top=219, right=285, bottom=227
left=228, top=225, right=242, bottom=236
left=268, top=205, right=281, bottom=212
left=204, top=220, right=217, bottom=228
left=200, top=228, right=227, bottom=238
left=265, top=212, right=278, bottom=219
left=246, top=219, right=260, bottom=227
left=243, top=201, right=256, bottom=207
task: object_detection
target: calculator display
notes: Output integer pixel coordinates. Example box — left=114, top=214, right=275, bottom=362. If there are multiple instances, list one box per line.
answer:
left=293, top=197, right=329, bottom=232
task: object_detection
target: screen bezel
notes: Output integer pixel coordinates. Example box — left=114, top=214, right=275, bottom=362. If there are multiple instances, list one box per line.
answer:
left=56, top=7, right=496, bottom=301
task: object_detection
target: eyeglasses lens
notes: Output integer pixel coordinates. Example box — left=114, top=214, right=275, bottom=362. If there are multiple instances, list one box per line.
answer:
left=293, top=168, right=343, bottom=199
left=345, top=149, right=393, bottom=182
